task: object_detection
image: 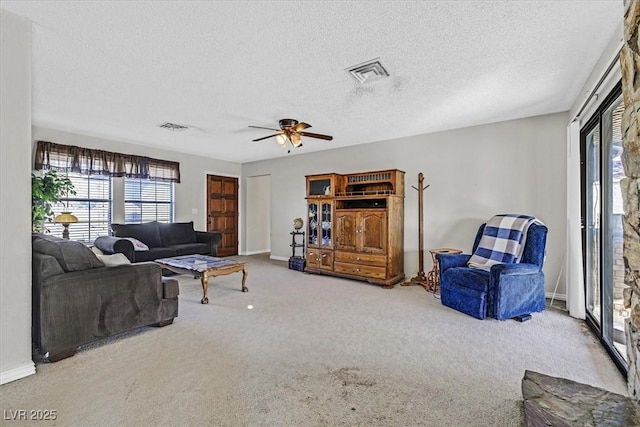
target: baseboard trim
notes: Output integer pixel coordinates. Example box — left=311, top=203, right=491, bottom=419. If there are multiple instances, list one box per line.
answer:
left=242, top=250, right=270, bottom=256
left=270, top=255, right=289, bottom=262
left=546, top=292, right=566, bottom=301
left=0, top=362, right=36, bottom=385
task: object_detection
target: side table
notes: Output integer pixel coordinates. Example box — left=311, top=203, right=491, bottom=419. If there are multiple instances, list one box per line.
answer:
left=427, top=248, right=462, bottom=294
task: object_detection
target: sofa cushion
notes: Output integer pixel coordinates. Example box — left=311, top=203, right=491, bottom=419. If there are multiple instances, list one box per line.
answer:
left=111, top=222, right=162, bottom=248
left=159, top=222, right=197, bottom=246
left=168, top=243, right=211, bottom=256
left=133, top=247, right=177, bottom=262
left=442, top=267, right=490, bottom=294
left=32, top=234, right=104, bottom=272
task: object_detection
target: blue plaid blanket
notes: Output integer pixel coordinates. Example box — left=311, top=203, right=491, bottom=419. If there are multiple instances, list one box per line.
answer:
left=467, top=214, right=542, bottom=271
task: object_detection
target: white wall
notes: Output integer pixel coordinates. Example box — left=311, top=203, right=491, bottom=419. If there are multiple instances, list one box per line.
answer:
left=245, top=175, right=271, bottom=255
left=569, top=22, right=623, bottom=121
left=0, top=9, right=36, bottom=384
left=242, top=112, right=568, bottom=297
left=32, top=127, right=242, bottom=231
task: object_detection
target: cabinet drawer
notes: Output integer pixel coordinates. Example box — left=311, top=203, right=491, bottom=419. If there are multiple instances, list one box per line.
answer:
left=334, top=251, right=386, bottom=267
left=334, top=262, right=387, bottom=280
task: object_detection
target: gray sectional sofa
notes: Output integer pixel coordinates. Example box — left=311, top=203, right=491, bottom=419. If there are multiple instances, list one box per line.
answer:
left=32, top=233, right=179, bottom=362
left=94, top=221, right=221, bottom=263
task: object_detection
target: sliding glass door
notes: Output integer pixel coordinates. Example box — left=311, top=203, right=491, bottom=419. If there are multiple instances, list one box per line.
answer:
left=584, top=124, right=601, bottom=325
left=581, top=82, right=628, bottom=372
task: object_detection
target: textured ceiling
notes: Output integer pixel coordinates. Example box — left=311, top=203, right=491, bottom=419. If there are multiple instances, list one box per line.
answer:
left=1, top=1, right=623, bottom=163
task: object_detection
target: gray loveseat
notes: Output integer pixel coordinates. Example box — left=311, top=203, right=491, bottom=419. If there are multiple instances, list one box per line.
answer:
left=94, top=221, right=221, bottom=263
left=32, top=233, right=179, bottom=362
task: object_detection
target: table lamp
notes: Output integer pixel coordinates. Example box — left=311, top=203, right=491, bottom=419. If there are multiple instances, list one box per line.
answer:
left=53, top=211, right=78, bottom=239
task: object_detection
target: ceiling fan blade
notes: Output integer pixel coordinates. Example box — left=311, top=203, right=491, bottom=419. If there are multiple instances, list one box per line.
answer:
left=252, top=133, right=282, bottom=142
left=248, top=125, right=280, bottom=131
left=292, top=122, right=311, bottom=132
left=298, top=131, right=333, bottom=141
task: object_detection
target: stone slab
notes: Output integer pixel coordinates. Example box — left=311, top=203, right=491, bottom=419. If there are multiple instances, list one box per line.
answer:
left=522, top=370, right=640, bottom=427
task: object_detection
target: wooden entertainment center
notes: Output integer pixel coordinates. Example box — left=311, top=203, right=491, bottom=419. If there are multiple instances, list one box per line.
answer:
left=304, top=169, right=405, bottom=287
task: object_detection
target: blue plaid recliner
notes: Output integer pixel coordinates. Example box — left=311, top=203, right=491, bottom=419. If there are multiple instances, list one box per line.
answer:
left=436, top=221, right=548, bottom=320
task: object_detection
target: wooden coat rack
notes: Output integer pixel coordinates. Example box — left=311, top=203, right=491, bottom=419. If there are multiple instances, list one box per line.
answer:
left=402, top=172, right=430, bottom=291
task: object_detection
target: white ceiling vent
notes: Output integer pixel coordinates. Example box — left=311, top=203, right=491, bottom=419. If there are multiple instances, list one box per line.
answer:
left=158, top=122, right=189, bottom=131
left=346, top=58, right=390, bottom=84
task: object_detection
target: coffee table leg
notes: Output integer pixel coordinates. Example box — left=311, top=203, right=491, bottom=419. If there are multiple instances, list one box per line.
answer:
left=242, top=264, right=248, bottom=292
left=201, top=272, right=209, bottom=304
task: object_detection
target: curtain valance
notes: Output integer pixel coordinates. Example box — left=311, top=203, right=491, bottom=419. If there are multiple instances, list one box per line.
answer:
left=34, top=140, right=180, bottom=183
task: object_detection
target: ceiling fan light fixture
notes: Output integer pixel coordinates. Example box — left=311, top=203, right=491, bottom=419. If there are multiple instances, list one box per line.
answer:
left=291, top=133, right=302, bottom=147
left=275, top=134, right=287, bottom=147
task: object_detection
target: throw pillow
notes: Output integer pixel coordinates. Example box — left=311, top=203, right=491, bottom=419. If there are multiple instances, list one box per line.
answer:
left=123, top=237, right=150, bottom=251
left=91, top=246, right=104, bottom=255
left=96, top=253, right=131, bottom=267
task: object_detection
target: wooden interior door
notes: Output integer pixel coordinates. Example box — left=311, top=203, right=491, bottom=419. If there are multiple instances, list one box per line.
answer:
left=207, top=175, right=238, bottom=256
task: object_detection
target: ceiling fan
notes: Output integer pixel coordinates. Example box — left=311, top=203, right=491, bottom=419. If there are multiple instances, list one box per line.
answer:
left=249, top=119, right=333, bottom=151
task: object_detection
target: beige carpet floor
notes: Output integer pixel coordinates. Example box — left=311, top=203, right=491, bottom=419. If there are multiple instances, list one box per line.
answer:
left=1, top=254, right=627, bottom=426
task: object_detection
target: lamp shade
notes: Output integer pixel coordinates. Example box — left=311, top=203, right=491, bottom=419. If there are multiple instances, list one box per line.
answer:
left=53, top=212, right=78, bottom=225
left=275, top=134, right=287, bottom=147
left=290, top=133, right=302, bottom=147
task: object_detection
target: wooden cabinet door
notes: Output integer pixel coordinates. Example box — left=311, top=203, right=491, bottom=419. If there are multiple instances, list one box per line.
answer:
left=319, top=201, right=333, bottom=248
left=335, top=211, right=358, bottom=251
left=207, top=175, right=238, bottom=256
left=307, top=201, right=320, bottom=247
left=318, top=249, right=334, bottom=270
left=306, top=249, right=319, bottom=269
left=306, top=249, right=333, bottom=270
left=336, top=210, right=386, bottom=254
left=360, top=211, right=387, bottom=254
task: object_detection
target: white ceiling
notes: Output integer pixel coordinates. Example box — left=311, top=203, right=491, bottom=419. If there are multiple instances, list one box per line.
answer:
left=1, top=1, right=622, bottom=163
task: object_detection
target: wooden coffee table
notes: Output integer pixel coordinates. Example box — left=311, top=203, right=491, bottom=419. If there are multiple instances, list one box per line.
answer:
left=155, top=255, right=248, bottom=304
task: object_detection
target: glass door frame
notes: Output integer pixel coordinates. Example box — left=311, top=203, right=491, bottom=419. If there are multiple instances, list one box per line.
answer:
left=579, top=81, right=627, bottom=375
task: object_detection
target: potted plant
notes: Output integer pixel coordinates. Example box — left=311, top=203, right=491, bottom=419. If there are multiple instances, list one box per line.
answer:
left=31, top=171, right=75, bottom=232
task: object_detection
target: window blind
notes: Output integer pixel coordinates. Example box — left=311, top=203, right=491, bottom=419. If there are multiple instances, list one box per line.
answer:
left=45, top=173, right=112, bottom=243
left=124, top=178, right=174, bottom=224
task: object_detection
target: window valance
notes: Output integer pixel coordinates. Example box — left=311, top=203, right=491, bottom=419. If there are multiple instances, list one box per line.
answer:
left=34, top=140, right=180, bottom=183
